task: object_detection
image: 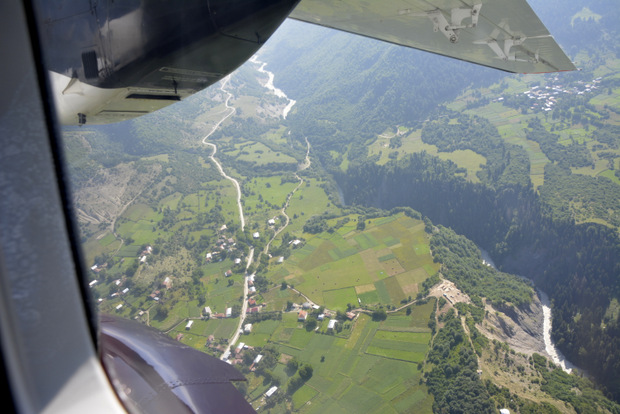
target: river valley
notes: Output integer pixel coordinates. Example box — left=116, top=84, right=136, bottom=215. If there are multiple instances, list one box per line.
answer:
left=480, top=249, right=576, bottom=373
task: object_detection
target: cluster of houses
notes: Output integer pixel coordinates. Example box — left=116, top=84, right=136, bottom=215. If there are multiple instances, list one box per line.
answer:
left=509, top=76, right=603, bottom=112
left=205, top=233, right=237, bottom=263
left=293, top=301, right=356, bottom=331
left=202, top=305, right=234, bottom=319
left=220, top=341, right=262, bottom=368
left=139, top=245, right=153, bottom=264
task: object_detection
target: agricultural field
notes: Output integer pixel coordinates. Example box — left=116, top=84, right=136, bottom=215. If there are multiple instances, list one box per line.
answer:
left=241, top=303, right=436, bottom=413
left=367, top=130, right=487, bottom=183
left=266, top=213, right=438, bottom=311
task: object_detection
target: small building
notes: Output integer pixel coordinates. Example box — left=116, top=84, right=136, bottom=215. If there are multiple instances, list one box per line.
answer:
left=234, top=258, right=241, bottom=265
left=114, top=279, right=121, bottom=286
left=327, top=319, right=337, bottom=330
left=88, top=280, right=98, bottom=287
left=90, top=264, right=98, bottom=271
left=185, top=320, right=194, bottom=330
left=253, top=354, right=263, bottom=365
left=248, top=307, right=260, bottom=314
left=224, top=270, right=233, bottom=277
left=248, top=298, right=256, bottom=306
left=204, top=306, right=212, bottom=315
left=249, top=286, right=256, bottom=294
left=252, top=232, right=260, bottom=239
left=265, top=386, right=278, bottom=398
left=292, top=239, right=301, bottom=246
left=222, top=350, right=231, bottom=361
left=244, top=323, right=252, bottom=333
left=163, top=276, right=172, bottom=289
left=248, top=275, right=255, bottom=282
left=500, top=410, right=510, bottom=414
left=225, top=307, right=232, bottom=318
left=267, top=218, right=275, bottom=225
left=122, top=288, right=129, bottom=294
left=277, top=256, right=284, bottom=264
left=302, top=302, right=311, bottom=309
left=175, top=333, right=184, bottom=341
left=140, top=255, right=147, bottom=263
left=220, top=224, right=227, bottom=231
left=346, top=312, right=356, bottom=320
left=115, top=304, right=123, bottom=310
left=206, top=335, right=215, bottom=345
left=205, top=252, right=212, bottom=261
left=235, top=342, right=245, bottom=354
left=317, top=313, right=325, bottom=321
left=298, top=310, right=308, bottom=321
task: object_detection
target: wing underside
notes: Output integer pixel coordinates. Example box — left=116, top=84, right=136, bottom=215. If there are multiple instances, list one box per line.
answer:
left=290, top=0, right=576, bottom=73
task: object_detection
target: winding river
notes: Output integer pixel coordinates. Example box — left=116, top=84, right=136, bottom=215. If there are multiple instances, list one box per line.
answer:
left=249, top=55, right=296, bottom=118
left=480, top=249, right=576, bottom=373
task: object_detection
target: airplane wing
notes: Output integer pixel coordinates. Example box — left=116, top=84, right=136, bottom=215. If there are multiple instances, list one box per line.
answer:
left=289, top=0, right=576, bottom=73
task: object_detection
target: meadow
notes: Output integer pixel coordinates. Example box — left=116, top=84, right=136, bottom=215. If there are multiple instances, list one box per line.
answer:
left=267, top=213, right=439, bottom=311
left=241, top=305, right=436, bottom=413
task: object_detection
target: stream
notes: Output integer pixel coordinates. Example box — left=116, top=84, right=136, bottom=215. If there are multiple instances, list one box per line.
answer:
left=249, top=55, right=296, bottom=119
left=479, top=249, right=576, bottom=373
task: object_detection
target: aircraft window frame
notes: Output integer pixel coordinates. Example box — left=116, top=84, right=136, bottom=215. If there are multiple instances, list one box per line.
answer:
left=0, top=0, right=126, bottom=412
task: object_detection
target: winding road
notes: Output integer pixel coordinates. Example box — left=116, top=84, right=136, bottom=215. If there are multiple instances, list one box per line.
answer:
left=263, top=137, right=311, bottom=254
left=198, top=76, right=253, bottom=360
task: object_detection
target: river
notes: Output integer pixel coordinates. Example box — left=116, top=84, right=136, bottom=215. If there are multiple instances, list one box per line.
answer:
left=479, top=249, right=576, bottom=373
left=249, top=55, right=296, bottom=119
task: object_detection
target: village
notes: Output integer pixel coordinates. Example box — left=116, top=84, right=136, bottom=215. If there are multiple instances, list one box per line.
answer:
left=495, top=75, right=603, bottom=113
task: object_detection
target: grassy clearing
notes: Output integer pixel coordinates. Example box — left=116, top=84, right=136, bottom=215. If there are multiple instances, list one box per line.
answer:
left=270, top=214, right=436, bottom=309
left=248, top=311, right=432, bottom=413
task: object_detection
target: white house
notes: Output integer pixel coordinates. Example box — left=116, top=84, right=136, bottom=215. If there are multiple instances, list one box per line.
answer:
left=115, top=304, right=123, bottom=310
left=204, top=306, right=212, bottom=315
left=225, top=307, right=232, bottom=318
left=252, top=232, right=260, bottom=239
left=234, top=258, right=241, bottom=264
left=253, top=354, right=263, bottom=364
left=236, top=342, right=245, bottom=353
left=122, top=288, right=129, bottom=294
left=277, top=256, right=284, bottom=263
left=327, top=319, right=337, bottom=330
left=249, top=286, right=256, bottom=294
left=267, top=218, right=275, bottom=225
left=317, top=314, right=325, bottom=321
left=185, top=320, right=194, bottom=330
left=140, top=255, right=147, bottom=263
left=265, top=386, right=278, bottom=398
left=244, top=323, right=252, bottom=333
left=88, top=280, right=98, bottom=287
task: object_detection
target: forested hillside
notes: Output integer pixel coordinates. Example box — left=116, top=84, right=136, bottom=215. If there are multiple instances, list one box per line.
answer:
left=259, top=20, right=503, bottom=166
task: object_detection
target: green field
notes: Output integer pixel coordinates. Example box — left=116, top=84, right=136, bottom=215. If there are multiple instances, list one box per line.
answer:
left=242, top=301, right=436, bottom=413
left=267, top=213, right=438, bottom=310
